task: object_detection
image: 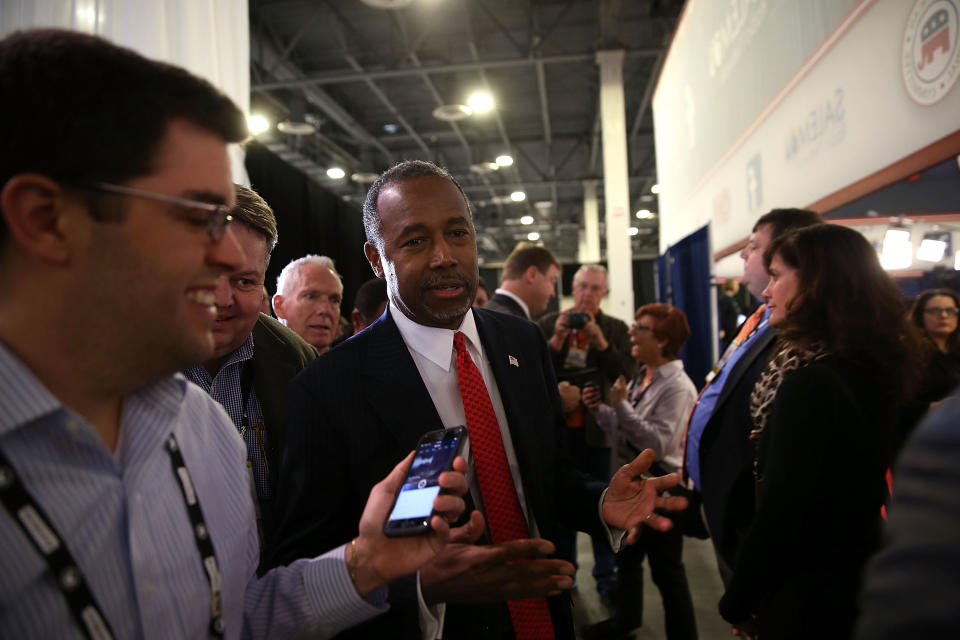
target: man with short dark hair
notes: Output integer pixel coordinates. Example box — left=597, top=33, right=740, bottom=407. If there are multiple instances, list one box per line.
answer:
left=486, top=242, right=560, bottom=320
left=269, top=160, right=686, bottom=640
left=351, top=277, right=388, bottom=334
left=0, top=29, right=467, bottom=639
left=183, top=184, right=317, bottom=548
left=685, top=208, right=822, bottom=593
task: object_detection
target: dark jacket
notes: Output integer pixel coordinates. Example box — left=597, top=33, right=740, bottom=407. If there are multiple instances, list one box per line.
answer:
left=719, top=356, right=893, bottom=639
left=267, top=308, right=606, bottom=639
left=538, top=309, right=634, bottom=448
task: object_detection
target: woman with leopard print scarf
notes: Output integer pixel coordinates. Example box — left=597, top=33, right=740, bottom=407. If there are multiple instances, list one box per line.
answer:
left=718, top=224, right=918, bottom=639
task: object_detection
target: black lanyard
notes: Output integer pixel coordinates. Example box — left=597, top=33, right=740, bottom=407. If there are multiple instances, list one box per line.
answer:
left=0, top=433, right=224, bottom=639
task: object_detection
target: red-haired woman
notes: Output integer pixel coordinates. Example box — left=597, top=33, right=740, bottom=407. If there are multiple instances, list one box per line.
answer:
left=582, top=303, right=697, bottom=640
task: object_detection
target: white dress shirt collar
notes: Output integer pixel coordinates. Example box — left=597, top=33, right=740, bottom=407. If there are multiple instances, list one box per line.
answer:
left=492, top=288, right=531, bottom=320
left=389, top=299, right=483, bottom=371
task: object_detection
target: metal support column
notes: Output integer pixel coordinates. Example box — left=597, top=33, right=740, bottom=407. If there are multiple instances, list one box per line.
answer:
left=579, top=180, right=601, bottom=264
left=596, top=49, right=634, bottom=322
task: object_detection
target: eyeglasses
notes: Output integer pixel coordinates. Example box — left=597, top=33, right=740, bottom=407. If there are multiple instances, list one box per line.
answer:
left=87, top=182, right=233, bottom=242
left=924, top=306, right=960, bottom=317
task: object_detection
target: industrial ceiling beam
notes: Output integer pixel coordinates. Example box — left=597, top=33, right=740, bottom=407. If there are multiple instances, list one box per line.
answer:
left=251, top=49, right=661, bottom=91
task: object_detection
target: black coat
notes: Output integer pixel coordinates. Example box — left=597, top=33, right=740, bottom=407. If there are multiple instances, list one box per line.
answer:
left=719, top=356, right=892, bottom=639
left=698, top=323, right=777, bottom=570
left=266, top=307, right=605, bottom=639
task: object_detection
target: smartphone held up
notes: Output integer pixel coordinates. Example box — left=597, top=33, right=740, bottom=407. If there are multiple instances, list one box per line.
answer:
left=383, top=427, right=469, bottom=537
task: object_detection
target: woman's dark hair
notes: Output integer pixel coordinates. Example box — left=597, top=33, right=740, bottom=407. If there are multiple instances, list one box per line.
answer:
left=910, top=288, right=960, bottom=354
left=635, top=303, right=691, bottom=359
left=763, top=224, right=918, bottom=399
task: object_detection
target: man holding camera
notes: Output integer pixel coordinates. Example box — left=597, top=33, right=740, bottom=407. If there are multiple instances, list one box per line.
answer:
left=538, top=264, right=634, bottom=597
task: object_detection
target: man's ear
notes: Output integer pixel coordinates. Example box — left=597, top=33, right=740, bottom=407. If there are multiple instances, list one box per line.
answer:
left=272, top=294, right=286, bottom=320
left=364, top=241, right=384, bottom=278
left=524, top=265, right=539, bottom=284
left=0, top=174, right=74, bottom=265
left=351, top=308, right=364, bottom=333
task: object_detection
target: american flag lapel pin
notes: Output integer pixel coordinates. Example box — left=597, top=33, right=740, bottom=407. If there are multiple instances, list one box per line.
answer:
left=508, top=355, right=519, bottom=367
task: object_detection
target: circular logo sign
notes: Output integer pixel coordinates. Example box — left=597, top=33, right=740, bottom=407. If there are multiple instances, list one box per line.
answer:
left=902, top=0, right=960, bottom=105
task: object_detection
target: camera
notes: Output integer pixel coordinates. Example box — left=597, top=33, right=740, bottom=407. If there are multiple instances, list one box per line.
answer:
left=568, top=312, right=591, bottom=330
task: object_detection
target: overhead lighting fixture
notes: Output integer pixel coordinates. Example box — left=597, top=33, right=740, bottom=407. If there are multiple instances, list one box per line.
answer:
left=520, top=215, right=534, bottom=225
left=326, top=167, right=346, bottom=180
left=383, top=123, right=399, bottom=134
left=510, top=191, right=526, bottom=202
left=247, top=114, right=270, bottom=135
left=277, top=96, right=316, bottom=135
left=636, top=209, right=652, bottom=219
left=534, top=201, right=553, bottom=211
left=527, top=232, right=541, bottom=241
left=650, top=183, right=662, bottom=194
left=432, top=104, right=472, bottom=121
left=467, top=91, right=494, bottom=114
left=351, top=171, right=379, bottom=183
left=880, top=228, right=912, bottom=270
left=627, top=227, right=640, bottom=236
left=918, top=238, right=948, bottom=262
left=495, top=154, right=514, bottom=167
left=470, top=162, right=500, bottom=175
left=640, top=194, right=655, bottom=202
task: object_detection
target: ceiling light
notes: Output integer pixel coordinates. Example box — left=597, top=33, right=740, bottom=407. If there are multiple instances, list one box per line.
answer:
left=627, top=227, right=640, bottom=236
left=432, top=104, right=472, bottom=121
left=640, top=194, right=654, bottom=202
left=917, top=239, right=947, bottom=262
left=881, top=228, right=912, bottom=270
left=496, top=155, right=514, bottom=167
left=468, top=91, right=494, bottom=114
left=520, top=215, right=534, bottom=225
left=247, top=114, right=270, bottom=135
left=534, top=201, right=553, bottom=210
left=636, top=209, right=652, bottom=219
left=650, top=183, right=662, bottom=194
left=326, top=167, right=346, bottom=179
left=277, top=120, right=316, bottom=135
left=383, top=123, right=399, bottom=134
left=527, top=232, right=540, bottom=241
left=351, top=171, right=379, bottom=183
left=510, top=191, right=526, bottom=202
left=470, top=162, right=500, bottom=174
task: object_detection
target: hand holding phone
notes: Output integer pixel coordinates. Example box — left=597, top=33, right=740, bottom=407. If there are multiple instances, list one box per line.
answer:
left=383, top=427, right=469, bottom=537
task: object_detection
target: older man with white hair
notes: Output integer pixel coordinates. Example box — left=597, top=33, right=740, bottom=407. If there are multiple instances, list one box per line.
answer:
left=273, top=255, right=344, bottom=355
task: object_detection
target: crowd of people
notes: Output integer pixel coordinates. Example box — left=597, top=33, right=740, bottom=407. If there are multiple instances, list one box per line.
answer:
left=2, top=27, right=958, bottom=640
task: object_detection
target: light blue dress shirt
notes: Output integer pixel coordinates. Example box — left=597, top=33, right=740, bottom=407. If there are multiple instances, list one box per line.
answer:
left=0, top=342, right=385, bottom=639
left=685, top=308, right=770, bottom=491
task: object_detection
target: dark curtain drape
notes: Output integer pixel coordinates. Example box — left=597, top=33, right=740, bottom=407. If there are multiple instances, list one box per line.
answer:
left=657, top=225, right=712, bottom=384
left=244, top=141, right=372, bottom=313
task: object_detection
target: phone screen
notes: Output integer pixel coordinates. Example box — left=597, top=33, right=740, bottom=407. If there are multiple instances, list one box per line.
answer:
left=387, top=433, right=461, bottom=522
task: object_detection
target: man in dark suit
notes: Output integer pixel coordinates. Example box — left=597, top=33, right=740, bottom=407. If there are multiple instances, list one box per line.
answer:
left=683, top=208, right=822, bottom=590
left=184, top=185, right=316, bottom=548
left=486, top=242, right=560, bottom=321
left=268, top=160, right=685, bottom=640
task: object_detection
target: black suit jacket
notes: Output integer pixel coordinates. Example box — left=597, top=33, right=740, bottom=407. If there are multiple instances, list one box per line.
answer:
left=268, top=308, right=605, bottom=639
left=249, top=314, right=317, bottom=547
left=484, top=292, right=529, bottom=319
left=697, top=322, right=777, bottom=570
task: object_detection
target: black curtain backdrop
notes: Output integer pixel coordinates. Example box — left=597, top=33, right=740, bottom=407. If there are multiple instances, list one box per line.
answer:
left=244, top=141, right=373, bottom=314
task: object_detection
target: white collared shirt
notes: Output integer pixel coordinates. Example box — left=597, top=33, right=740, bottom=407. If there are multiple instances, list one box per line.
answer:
left=389, top=300, right=534, bottom=529
left=390, top=301, right=539, bottom=640
left=492, top=288, right=531, bottom=320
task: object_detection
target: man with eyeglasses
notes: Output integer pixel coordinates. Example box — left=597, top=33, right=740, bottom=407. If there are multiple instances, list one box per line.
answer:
left=0, top=29, right=468, bottom=640
left=183, top=184, right=318, bottom=551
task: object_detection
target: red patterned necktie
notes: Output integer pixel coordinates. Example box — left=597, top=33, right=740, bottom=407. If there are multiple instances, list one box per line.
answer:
left=452, top=331, right=555, bottom=640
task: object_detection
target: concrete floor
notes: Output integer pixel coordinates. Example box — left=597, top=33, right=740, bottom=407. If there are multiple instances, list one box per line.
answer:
left=571, top=532, right=733, bottom=640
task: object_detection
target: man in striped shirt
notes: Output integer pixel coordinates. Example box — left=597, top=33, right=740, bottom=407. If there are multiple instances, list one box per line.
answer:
left=0, top=29, right=467, bottom=639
